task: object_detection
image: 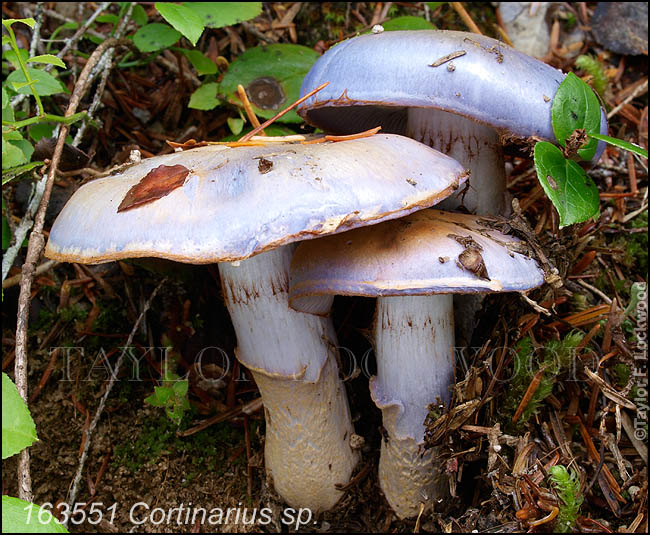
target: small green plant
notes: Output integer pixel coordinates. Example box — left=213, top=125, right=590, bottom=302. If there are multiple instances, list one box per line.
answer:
left=144, top=339, right=190, bottom=425
left=2, top=372, right=68, bottom=532
left=534, top=73, right=648, bottom=228
left=575, top=54, right=608, bottom=97
left=507, top=332, right=584, bottom=424
left=548, top=465, right=584, bottom=533
left=2, top=18, right=84, bottom=171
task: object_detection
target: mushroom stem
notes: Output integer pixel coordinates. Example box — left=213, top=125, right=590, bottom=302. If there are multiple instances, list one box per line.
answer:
left=406, top=107, right=505, bottom=346
left=219, top=246, right=358, bottom=512
left=370, top=294, right=454, bottom=519
left=406, top=107, right=506, bottom=216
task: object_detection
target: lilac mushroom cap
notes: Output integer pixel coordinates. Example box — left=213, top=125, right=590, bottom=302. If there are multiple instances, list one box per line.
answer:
left=298, top=29, right=608, bottom=215
left=45, top=135, right=466, bottom=264
left=45, top=136, right=468, bottom=513
left=289, top=209, right=545, bottom=518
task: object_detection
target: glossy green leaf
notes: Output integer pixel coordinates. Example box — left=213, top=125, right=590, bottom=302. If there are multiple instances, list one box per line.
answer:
left=178, top=49, right=218, bottom=75
left=188, top=82, right=220, bottom=110
left=2, top=18, right=36, bottom=30
left=2, top=496, right=69, bottom=533
left=534, top=141, right=600, bottom=228
left=588, top=133, right=648, bottom=159
left=2, top=86, right=8, bottom=109
left=133, top=23, right=181, bottom=52
left=27, top=54, right=66, bottom=68
left=381, top=16, right=436, bottom=31
left=2, top=372, right=38, bottom=459
left=155, top=2, right=204, bottom=46
left=219, top=44, right=319, bottom=123
left=552, top=72, right=601, bottom=161
left=182, top=2, right=262, bottom=29
left=6, top=67, right=68, bottom=96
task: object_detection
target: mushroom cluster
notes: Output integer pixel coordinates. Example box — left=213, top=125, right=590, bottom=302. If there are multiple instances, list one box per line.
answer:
left=45, top=134, right=468, bottom=513
left=289, top=209, right=545, bottom=517
left=292, top=29, right=609, bottom=518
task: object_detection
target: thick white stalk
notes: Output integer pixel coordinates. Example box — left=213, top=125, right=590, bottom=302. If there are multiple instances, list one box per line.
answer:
left=407, top=107, right=505, bottom=346
left=406, top=107, right=506, bottom=216
left=219, top=246, right=358, bottom=512
left=370, top=295, right=454, bottom=518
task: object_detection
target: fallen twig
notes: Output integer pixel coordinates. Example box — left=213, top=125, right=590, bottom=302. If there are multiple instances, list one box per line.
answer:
left=13, top=36, right=131, bottom=504
left=66, top=278, right=167, bottom=526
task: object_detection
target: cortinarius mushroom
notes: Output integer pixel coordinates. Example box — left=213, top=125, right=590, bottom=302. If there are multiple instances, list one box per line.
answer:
left=45, top=135, right=468, bottom=513
left=297, top=29, right=608, bottom=346
left=289, top=209, right=545, bottom=518
left=297, top=29, right=608, bottom=216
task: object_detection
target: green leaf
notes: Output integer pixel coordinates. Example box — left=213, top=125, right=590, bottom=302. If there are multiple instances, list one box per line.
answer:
left=426, top=2, right=446, bottom=9
left=534, top=141, right=600, bottom=227
left=2, top=496, right=69, bottom=533
left=6, top=67, right=68, bottom=96
left=172, top=379, right=188, bottom=397
left=552, top=72, right=602, bottom=161
left=28, top=122, right=56, bottom=142
left=2, top=372, right=38, bottom=459
left=178, top=49, right=218, bottom=75
left=3, top=48, right=30, bottom=70
left=131, top=4, right=148, bottom=26
left=588, top=133, right=648, bottom=159
left=219, top=44, right=319, bottom=123
left=188, top=82, right=220, bottom=110
left=2, top=86, right=8, bottom=109
left=155, top=2, right=204, bottom=46
left=145, top=386, right=172, bottom=407
left=3, top=102, right=15, bottom=123
left=381, top=16, right=436, bottom=31
left=9, top=138, right=35, bottom=163
left=182, top=2, right=262, bottom=29
left=2, top=161, right=43, bottom=186
left=2, top=18, right=36, bottom=30
left=2, top=137, right=28, bottom=169
left=96, top=13, right=120, bottom=27
left=133, top=23, right=181, bottom=52
left=27, top=54, right=66, bottom=69
left=227, top=117, right=244, bottom=135
left=2, top=129, right=23, bottom=141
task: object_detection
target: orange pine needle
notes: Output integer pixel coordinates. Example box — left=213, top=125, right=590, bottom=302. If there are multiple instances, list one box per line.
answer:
left=512, top=365, right=547, bottom=423
left=236, top=84, right=265, bottom=135
left=451, top=2, right=483, bottom=35
left=302, top=126, right=383, bottom=144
